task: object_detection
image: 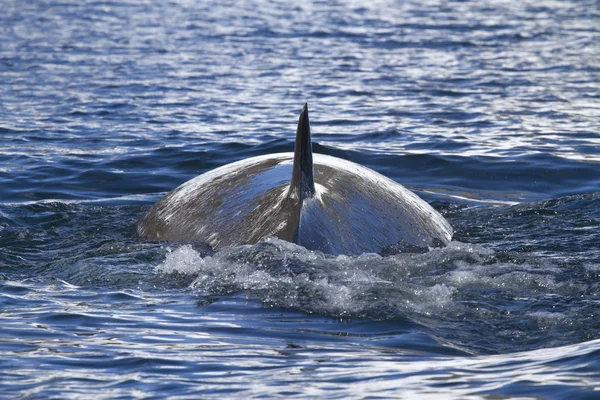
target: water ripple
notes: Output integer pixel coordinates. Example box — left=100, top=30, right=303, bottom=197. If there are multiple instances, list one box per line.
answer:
left=2, top=0, right=600, bottom=397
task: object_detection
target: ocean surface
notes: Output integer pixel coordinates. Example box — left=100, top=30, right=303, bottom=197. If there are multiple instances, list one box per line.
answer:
left=1, top=0, right=600, bottom=398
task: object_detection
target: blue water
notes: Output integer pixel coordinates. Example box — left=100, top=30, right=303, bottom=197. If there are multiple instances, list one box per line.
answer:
left=1, top=0, right=600, bottom=398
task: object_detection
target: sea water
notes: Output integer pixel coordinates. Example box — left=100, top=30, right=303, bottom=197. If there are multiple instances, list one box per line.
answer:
left=1, top=0, right=600, bottom=398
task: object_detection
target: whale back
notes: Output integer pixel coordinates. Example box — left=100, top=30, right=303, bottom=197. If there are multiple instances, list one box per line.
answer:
left=300, top=155, right=452, bottom=254
left=137, top=154, right=300, bottom=247
left=137, top=104, right=453, bottom=255
left=137, top=153, right=452, bottom=255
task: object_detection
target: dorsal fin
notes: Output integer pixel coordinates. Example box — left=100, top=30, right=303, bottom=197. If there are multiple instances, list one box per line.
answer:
left=289, top=103, right=315, bottom=199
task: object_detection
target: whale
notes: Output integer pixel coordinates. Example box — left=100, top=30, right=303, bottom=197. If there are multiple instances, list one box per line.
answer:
left=137, top=104, right=453, bottom=255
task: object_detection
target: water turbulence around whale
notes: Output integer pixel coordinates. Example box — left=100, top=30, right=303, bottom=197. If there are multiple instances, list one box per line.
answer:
left=137, top=104, right=453, bottom=255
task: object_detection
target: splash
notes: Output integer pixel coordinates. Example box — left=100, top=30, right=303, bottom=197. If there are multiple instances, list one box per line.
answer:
left=156, top=239, right=492, bottom=318
left=155, top=237, right=598, bottom=353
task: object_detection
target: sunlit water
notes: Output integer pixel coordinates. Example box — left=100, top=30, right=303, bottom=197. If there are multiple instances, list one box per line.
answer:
left=1, top=0, right=600, bottom=398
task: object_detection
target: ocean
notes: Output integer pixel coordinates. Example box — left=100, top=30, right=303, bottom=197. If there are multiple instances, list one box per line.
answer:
left=1, top=0, right=600, bottom=398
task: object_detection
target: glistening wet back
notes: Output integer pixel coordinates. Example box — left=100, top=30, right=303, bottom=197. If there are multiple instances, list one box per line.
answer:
left=137, top=105, right=453, bottom=255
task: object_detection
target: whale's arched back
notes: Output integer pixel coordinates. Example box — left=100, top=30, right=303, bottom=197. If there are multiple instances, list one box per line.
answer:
left=137, top=105, right=453, bottom=255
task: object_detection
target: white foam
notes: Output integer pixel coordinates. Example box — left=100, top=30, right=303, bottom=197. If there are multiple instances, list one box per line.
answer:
left=155, top=245, right=206, bottom=275
left=152, top=239, right=581, bottom=339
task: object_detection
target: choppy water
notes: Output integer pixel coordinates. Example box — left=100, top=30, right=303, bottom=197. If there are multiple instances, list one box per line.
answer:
left=1, top=0, right=600, bottom=398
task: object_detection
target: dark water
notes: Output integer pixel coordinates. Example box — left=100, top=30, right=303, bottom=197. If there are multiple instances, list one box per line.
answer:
left=2, top=0, right=600, bottom=398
